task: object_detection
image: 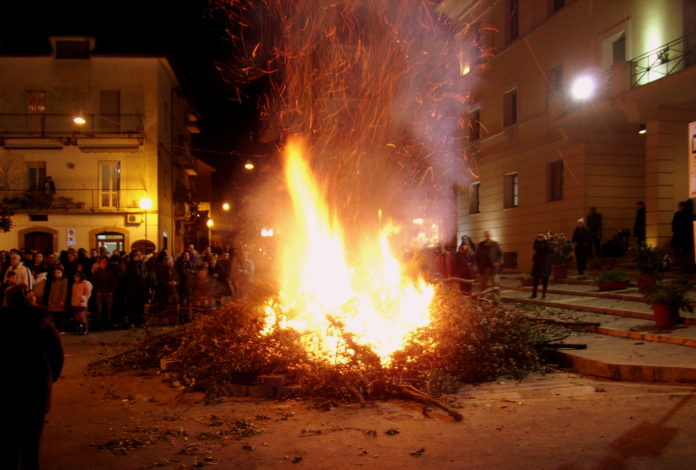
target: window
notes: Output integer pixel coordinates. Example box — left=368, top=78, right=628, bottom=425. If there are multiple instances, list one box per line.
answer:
left=96, top=232, right=125, bottom=254
left=26, top=90, right=46, bottom=134
left=551, top=0, right=565, bottom=13
left=469, top=182, right=480, bottom=214
left=547, top=160, right=564, bottom=201
left=99, top=90, right=121, bottom=132
left=26, top=161, right=46, bottom=192
left=469, top=108, right=481, bottom=140
left=612, top=34, right=626, bottom=63
left=99, top=161, right=121, bottom=208
left=503, top=252, right=518, bottom=269
left=504, top=173, right=519, bottom=208
left=503, top=89, right=518, bottom=126
left=508, top=0, right=519, bottom=43
left=56, top=40, right=90, bottom=59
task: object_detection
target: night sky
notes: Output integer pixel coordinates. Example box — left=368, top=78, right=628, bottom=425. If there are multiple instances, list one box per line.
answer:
left=0, top=1, right=263, bottom=174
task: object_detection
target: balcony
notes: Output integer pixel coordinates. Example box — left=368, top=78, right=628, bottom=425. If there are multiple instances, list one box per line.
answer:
left=630, top=30, right=696, bottom=88
left=0, top=188, right=151, bottom=214
left=0, top=114, right=144, bottom=139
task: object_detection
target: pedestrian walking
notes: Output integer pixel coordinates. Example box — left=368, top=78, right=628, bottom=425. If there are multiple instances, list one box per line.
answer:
left=475, top=231, right=502, bottom=302
left=586, top=207, right=602, bottom=257
left=572, top=218, right=593, bottom=279
left=530, top=233, right=553, bottom=299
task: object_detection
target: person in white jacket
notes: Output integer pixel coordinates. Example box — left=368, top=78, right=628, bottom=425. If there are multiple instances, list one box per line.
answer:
left=3, top=252, right=33, bottom=288
left=71, top=271, right=92, bottom=335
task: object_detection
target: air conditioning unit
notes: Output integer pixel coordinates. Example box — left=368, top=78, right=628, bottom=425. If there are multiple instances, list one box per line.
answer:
left=125, top=213, right=144, bottom=225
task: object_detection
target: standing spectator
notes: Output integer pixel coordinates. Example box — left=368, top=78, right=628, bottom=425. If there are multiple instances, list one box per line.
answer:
left=459, top=234, right=476, bottom=253
left=530, top=233, right=553, bottom=299
left=1, top=271, right=17, bottom=307
left=633, top=201, right=646, bottom=246
left=124, top=251, right=149, bottom=327
left=185, top=243, right=201, bottom=268
left=572, top=218, right=593, bottom=279
left=208, top=255, right=233, bottom=302
left=4, top=251, right=34, bottom=288
left=586, top=207, right=602, bottom=257
left=671, top=200, right=694, bottom=261
left=475, top=231, right=502, bottom=301
left=47, top=266, right=68, bottom=332
left=155, top=256, right=179, bottom=313
left=175, top=251, right=197, bottom=307
left=233, top=251, right=255, bottom=298
left=91, top=256, right=117, bottom=330
left=453, top=241, right=476, bottom=293
left=42, top=175, right=56, bottom=195
left=217, top=251, right=235, bottom=299
left=31, top=252, right=45, bottom=278
left=1, top=284, right=63, bottom=470
left=71, top=271, right=92, bottom=335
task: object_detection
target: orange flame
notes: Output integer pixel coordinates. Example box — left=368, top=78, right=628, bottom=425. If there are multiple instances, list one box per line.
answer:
left=264, top=138, right=434, bottom=364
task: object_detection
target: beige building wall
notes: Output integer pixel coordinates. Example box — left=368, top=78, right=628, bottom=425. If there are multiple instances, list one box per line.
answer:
left=449, top=0, right=696, bottom=271
left=0, top=39, right=194, bottom=254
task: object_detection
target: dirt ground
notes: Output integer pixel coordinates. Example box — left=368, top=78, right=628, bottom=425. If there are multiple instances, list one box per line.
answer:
left=41, top=329, right=696, bottom=470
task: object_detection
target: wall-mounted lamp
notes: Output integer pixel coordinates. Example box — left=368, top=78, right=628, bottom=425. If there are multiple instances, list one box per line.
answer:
left=638, top=123, right=647, bottom=135
left=73, top=115, right=86, bottom=125
left=244, top=160, right=255, bottom=171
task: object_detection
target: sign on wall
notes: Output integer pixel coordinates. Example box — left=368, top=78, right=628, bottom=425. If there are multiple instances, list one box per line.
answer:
left=67, top=228, right=76, bottom=247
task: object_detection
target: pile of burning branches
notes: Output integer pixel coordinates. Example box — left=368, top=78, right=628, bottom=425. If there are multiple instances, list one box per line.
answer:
left=95, top=284, right=562, bottom=413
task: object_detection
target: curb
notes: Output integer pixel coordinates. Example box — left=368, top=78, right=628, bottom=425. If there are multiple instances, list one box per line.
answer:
left=552, top=351, right=696, bottom=384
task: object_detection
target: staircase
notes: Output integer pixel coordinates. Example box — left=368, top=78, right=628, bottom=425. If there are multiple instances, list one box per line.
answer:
left=499, top=259, right=696, bottom=384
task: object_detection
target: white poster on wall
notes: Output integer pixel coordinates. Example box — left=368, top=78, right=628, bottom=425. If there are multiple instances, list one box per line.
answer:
left=689, top=121, right=696, bottom=198
left=67, top=228, right=76, bottom=247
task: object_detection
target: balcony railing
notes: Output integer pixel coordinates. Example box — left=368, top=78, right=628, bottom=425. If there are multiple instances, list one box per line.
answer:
left=630, top=30, right=696, bottom=88
left=0, top=188, right=150, bottom=212
left=0, top=114, right=144, bottom=138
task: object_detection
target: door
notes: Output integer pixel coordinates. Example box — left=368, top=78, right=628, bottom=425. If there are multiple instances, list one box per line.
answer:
left=25, top=232, right=53, bottom=253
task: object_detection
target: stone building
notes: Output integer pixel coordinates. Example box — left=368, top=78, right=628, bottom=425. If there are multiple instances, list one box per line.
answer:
left=0, top=36, right=207, bottom=254
left=442, top=0, right=696, bottom=270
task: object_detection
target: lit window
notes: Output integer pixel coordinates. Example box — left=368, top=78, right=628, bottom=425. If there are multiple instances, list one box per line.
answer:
left=99, top=161, right=121, bottom=208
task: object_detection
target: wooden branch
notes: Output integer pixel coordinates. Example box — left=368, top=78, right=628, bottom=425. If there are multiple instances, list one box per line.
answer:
left=397, top=384, right=463, bottom=422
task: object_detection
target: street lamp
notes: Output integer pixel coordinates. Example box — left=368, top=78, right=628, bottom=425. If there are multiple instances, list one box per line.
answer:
left=244, top=160, right=255, bottom=171
left=222, top=202, right=231, bottom=211
left=570, top=75, right=596, bottom=101
left=139, top=197, right=152, bottom=242
left=206, top=218, right=214, bottom=247
left=73, top=115, right=86, bottom=125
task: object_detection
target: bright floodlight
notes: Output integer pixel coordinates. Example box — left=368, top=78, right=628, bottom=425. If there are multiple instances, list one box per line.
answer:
left=139, top=197, right=152, bottom=210
left=570, top=75, right=595, bottom=100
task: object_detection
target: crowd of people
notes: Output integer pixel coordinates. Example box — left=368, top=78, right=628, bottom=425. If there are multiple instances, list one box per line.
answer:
left=0, top=243, right=255, bottom=335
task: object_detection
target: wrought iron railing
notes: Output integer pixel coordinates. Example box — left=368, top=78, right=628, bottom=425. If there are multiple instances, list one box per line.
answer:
left=630, top=30, right=696, bottom=88
left=0, top=188, right=150, bottom=212
left=0, top=114, right=144, bottom=137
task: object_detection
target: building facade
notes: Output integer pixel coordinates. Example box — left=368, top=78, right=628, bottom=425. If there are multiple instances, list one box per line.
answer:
left=0, top=37, right=206, bottom=255
left=442, top=0, right=696, bottom=271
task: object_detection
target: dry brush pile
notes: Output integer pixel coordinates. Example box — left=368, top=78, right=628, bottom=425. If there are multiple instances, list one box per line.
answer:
left=94, top=284, right=563, bottom=404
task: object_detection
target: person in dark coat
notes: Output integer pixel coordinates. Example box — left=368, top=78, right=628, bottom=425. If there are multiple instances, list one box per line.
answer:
left=586, top=207, right=602, bottom=257
left=530, top=233, right=553, bottom=299
left=1, top=284, right=63, bottom=470
left=475, top=231, right=502, bottom=300
left=124, top=250, right=149, bottom=327
left=633, top=201, right=646, bottom=246
left=572, top=218, right=593, bottom=278
left=671, top=200, right=694, bottom=260
left=155, top=256, right=179, bottom=313
left=453, top=241, right=476, bottom=293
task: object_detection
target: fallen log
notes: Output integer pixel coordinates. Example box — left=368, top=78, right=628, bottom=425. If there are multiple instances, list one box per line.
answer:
left=397, top=384, right=463, bottom=422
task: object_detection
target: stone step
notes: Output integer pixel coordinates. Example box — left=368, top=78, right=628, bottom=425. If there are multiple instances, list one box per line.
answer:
left=550, top=332, right=696, bottom=383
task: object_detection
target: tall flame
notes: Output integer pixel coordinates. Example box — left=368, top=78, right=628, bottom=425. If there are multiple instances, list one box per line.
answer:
left=264, top=138, right=434, bottom=364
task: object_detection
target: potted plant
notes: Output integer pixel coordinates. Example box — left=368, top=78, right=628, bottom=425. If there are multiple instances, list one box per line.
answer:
left=549, top=233, right=573, bottom=280
left=634, top=243, right=670, bottom=292
left=643, top=278, right=694, bottom=327
left=595, top=268, right=632, bottom=291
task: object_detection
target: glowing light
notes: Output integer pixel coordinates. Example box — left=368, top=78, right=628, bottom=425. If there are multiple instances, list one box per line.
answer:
left=222, top=202, right=231, bottom=211
left=73, top=115, right=86, bottom=125
left=263, top=138, right=434, bottom=364
left=412, top=218, right=424, bottom=225
left=138, top=197, right=152, bottom=210
left=570, top=75, right=595, bottom=100
left=206, top=218, right=214, bottom=228
left=244, top=161, right=255, bottom=171
left=261, top=228, right=274, bottom=237
left=461, top=64, right=471, bottom=75
left=638, top=124, right=647, bottom=135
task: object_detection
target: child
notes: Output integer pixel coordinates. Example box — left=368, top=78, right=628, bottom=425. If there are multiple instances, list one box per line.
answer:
left=0, top=270, right=17, bottom=307
left=71, top=271, right=92, bottom=335
left=47, top=266, right=68, bottom=332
